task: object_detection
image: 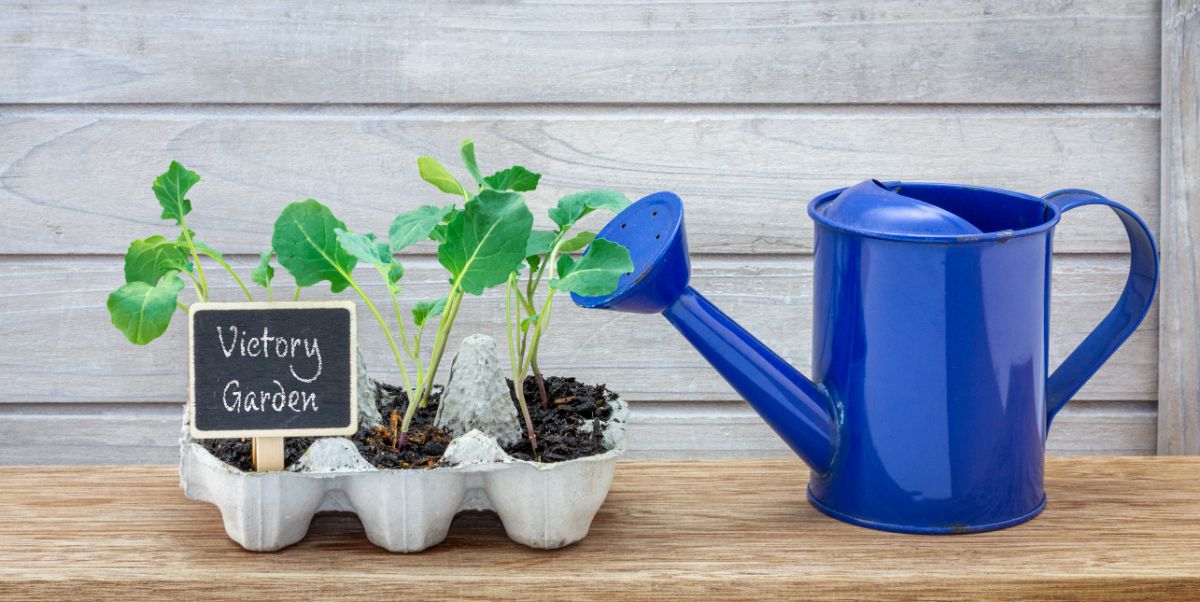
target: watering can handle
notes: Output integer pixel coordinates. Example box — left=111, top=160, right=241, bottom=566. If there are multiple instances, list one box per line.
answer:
left=1043, top=190, right=1159, bottom=425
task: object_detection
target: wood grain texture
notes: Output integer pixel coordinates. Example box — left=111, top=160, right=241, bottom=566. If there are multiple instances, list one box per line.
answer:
left=0, top=400, right=1156, bottom=465
left=0, top=459, right=1197, bottom=600
left=0, top=106, right=1160, bottom=255
left=0, top=1, right=1159, bottom=104
left=1158, top=0, right=1200, bottom=454
left=0, top=254, right=1157, bottom=404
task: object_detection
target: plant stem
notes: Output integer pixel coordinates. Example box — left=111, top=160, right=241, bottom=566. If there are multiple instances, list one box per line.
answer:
left=177, top=219, right=208, bottom=301
left=180, top=270, right=203, bottom=297
left=343, top=275, right=415, bottom=399
left=514, top=285, right=536, bottom=316
left=398, top=285, right=464, bottom=437
left=293, top=287, right=301, bottom=302
left=514, top=378, right=538, bottom=453
left=523, top=239, right=567, bottom=388
left=524, top=289, right=556, bottom=375
left=413, top=322, right=427, bottom=383
left=419, top=287, right=463, bottom=401
left=531, top=356, right=550, bottom=409
left=177, top=301, right=188, bottom=313
left=388, top=286, right=419, bottom=401
left=506, top=276, right=538, bottom=451
left=200, top=250, right=253, bottom=301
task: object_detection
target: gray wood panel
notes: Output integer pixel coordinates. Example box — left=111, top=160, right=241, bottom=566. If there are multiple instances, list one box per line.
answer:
left=0, top=254, right=1156, bottom=404
left=626, top=401, right=1158, bottom=460
left=0, top=1, right=1159, bottom=104
left=0, top=106, right=1160, bottom=255
left=0, top=400, right=1155, bottom=465
left=1157, top=0, right=1200, bottom=454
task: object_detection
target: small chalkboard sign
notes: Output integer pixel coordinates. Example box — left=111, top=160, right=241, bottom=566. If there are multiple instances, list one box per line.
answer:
left=188, top=301, right=358, bottom=439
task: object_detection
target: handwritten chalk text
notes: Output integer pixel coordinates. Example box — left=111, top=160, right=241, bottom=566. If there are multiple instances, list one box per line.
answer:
left=222, top=379, right=318, bottom=413
left=216, top=325, right=323, bottom=383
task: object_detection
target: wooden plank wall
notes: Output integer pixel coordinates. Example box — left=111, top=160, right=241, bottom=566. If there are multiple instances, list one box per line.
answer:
left=1158, top=0, right=1200, bottom=454
left=0, top=1, right=1171, bottom=464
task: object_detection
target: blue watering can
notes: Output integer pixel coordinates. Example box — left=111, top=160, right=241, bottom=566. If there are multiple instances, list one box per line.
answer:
left=573, top=180, right=1158, bottom=534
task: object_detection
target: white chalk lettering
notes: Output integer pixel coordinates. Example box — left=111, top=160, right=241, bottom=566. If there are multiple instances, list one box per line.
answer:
left=290, top=339, right=322, bottom=384
left=222, top=379, right=318, bottom=413
left=214, top=325, right=322, bottom=385
left=223, top=380, right=240, bottom=411
left=217, top=326, right=238, bottom=358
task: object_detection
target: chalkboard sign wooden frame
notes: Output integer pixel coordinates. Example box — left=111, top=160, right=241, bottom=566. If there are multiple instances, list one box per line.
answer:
left=187, top=301, right=358, bottom=439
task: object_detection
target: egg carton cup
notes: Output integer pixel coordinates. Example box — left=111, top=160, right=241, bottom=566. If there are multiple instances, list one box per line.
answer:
left=179, top=397, right=628, bottom=552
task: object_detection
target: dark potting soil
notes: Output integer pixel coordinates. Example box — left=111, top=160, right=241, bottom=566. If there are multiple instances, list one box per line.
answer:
left=504, top=375, right=616, bottom=463
left=200, top=375, right=615, bottom=470
left=201, top=436, right=317, bottom=473
left=355, top=382, right=454, bottom=469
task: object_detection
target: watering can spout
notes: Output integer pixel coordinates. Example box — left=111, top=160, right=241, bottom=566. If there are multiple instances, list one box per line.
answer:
left=571, top=192, right=837, bottom=473
left=663, top=288, right=838, bottom=472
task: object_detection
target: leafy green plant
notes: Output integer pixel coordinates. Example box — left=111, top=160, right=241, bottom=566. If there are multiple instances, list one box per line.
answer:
left=107, top=162, right=266, bottom=344
left=270, top=142, right=536, bottom=446
left=493, top=171, right=634, bottom=452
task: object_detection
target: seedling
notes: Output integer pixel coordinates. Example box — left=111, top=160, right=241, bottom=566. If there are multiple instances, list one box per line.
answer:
left=270, top=142, right=534, bottom=446
left=487, top=160, right=634, bottom=451
left=107, top=162, right=275, bottom=345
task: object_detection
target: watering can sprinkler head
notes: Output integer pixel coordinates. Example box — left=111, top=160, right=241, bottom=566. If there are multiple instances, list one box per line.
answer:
left=571, top=192, right=692, bottom=314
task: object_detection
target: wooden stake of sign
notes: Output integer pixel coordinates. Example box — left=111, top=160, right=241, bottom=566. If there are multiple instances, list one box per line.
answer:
left=252, top=438, right=285, bottom=472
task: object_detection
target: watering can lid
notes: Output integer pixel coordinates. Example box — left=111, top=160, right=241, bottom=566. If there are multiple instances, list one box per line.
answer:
left=812, top=180, right=983, bottom=237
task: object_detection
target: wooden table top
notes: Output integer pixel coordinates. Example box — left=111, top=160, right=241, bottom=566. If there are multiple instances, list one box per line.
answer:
left=1, top=458, right=1198, bottom=600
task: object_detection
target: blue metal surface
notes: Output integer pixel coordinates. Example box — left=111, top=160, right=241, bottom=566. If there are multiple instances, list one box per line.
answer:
left=818, top=179, right=982, bottom=237
left=573, top=183, right=1158, bottom=534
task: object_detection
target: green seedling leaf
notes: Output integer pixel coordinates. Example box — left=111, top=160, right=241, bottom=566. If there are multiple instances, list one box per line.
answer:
left=525, top=230, right=558, bottom=258
left=107, top=271, right=185, bottom=345
left=555, top=253, right=575, bottom=279
left=124, top=235, right=188, bottom=285
left=437, top=189, right=533, bottom=295
left=162, top=257, right=194, bottom=274
left=429, top=207, right=461, bottom=243
left=549, top=189, right=630, bottom=228
left=418, top=156, right=466, bottom=198
left=551, top=238, right=633, bottom=296
left=523, top=230, right=559, bottom=273
left=336, top=229, right=389, bottom=265
left=559, top=230, right=596, bottom=253
left=520, top=313, right=538, bottom=333
left=272, top=199, right=358, bottom=293
left=336, top=229, right=404, bottom=287
left=386, top=263, right=405, bottom=287
left=252, top=251, right=275, bottom=290
left=412, top=297, right=448, bottom=327
left=390, top=205, right=454, bottom=252
left=177, top=229, right=225, bottom=263
left=152, top=161, right=200, bottom=225
left=461, top=139, right=484, bottom=185
left=483, top=166, right=541, bottom=192
left=191, top=238, right=224, bottom=263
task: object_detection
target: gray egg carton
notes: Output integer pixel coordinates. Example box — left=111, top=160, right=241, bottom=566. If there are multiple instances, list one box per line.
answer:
left=178, top=397, right=628, bottom=552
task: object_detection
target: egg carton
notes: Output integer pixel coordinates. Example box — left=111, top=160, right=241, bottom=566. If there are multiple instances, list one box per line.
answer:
left=178, top=397, right=628, bottom=552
